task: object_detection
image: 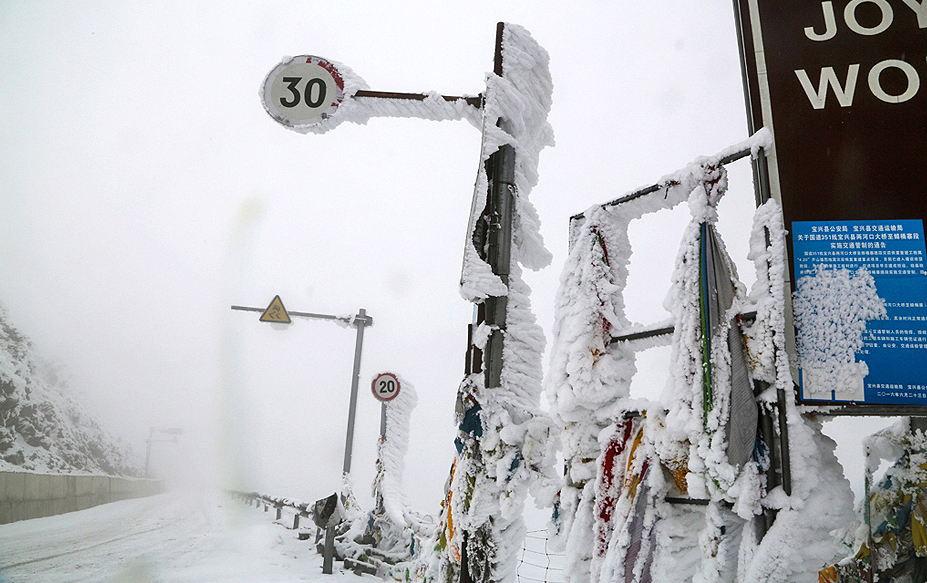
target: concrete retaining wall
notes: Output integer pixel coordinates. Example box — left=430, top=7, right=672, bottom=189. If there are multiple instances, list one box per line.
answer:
left=0, top=471, right=162, bottom=524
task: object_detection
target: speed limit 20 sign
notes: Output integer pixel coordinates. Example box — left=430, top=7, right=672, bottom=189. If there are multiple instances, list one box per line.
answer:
left=261, top=55, right=346, bottom=128
left=371, top=373, right=400, bottom=402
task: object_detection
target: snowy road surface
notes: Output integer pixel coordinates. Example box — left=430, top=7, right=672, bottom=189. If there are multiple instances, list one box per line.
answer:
left=0, top=490, right=363, bottom=583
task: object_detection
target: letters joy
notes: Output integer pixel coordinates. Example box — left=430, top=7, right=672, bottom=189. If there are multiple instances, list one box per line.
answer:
left=796, top=0, right=927, bottom=108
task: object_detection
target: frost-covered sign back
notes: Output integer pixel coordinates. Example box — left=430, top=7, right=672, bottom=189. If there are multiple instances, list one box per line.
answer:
left=735, top=0, right=927, bottom=407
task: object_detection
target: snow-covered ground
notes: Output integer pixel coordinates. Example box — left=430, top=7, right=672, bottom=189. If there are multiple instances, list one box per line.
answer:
left=0, top=489, right=373, bottom=583
left=0, top=489, right=564, bottom=583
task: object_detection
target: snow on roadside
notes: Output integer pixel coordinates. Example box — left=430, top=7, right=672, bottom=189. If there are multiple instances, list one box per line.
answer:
left=0, top=489, right=371, bottom=583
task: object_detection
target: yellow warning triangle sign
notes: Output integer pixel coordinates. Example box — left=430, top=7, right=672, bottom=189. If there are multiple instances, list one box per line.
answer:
left=260, top=295, right=291, bottom=324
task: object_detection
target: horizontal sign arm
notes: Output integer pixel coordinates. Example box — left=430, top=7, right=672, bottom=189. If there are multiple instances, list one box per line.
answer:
left=353, top=90, right=482, bottom=109
left=230, top=305, right=358, bottom=325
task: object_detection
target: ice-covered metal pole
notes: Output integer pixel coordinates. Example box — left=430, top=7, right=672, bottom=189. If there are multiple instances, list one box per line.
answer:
left=330, top=308, right=370, bottom=576
left=483, top=142, right=515, bottom=388
left=481, top=23, right=515, bottom=391
left=459, top=23, right=514, bottom=583
left=731, top=0, right=793, bottom=506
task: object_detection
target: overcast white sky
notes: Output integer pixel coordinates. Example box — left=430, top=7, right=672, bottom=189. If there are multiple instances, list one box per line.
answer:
left=0, top=1, right=887, bottom=512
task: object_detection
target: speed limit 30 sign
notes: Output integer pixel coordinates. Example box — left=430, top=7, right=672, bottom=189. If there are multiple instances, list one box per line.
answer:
left=371, top=373, right=400, bottom=402
left=261, top=56, right=346, bottom=128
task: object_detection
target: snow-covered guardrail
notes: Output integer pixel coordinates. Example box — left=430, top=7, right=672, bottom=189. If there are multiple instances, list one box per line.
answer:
left=0, top=470, right=162, bottom=524
left=227, top=490, right=316, bottom=531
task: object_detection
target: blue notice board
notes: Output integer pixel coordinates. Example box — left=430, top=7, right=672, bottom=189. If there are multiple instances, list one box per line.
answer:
left=792, top=220, right=927, bottom=406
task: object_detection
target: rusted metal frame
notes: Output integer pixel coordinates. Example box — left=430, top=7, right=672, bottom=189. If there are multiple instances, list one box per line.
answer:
left=571, top=140, right=780, bottom=534
left=569, top=146, right=756, bottom=223
left=230, top=304, right=356, bottom=324
left=610, top=311, right=757, bottom=345
left=353, top=89, right=482, bottom=110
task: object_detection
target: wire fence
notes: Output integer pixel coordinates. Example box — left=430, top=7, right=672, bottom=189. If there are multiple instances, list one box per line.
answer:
left=516, top=530, right=565, bottom=583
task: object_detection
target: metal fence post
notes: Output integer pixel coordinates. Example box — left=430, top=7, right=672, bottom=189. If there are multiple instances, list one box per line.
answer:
left=322, top=525, right=336, bottom=574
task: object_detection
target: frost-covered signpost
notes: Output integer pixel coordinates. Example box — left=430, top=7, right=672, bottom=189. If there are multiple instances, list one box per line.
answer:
left=448, top=24, right=555, bottom=583
left=260, top=23, right=556, bottom=583
left=372, top=372, right=400, bottom=437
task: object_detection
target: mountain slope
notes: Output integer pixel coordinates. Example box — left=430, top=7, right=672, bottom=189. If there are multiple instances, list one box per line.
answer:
left=0, top=306, right=139, bottom=476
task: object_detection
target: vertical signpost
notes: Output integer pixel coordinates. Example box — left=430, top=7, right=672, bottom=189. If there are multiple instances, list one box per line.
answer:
left=230, top=298, right=371, bottom=575
left=231, top=299, right=372, bottom=473
left=371, top=372, right=400, bottom=438
left=472, top=25, right=515, bottom=392
left=734, top=0, right=927, bottom=413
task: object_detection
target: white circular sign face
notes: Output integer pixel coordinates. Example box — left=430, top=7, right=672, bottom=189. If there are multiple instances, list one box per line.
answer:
left=371, top=373, right=400, bottom=402
left=262, top=56, right=345, bottom=128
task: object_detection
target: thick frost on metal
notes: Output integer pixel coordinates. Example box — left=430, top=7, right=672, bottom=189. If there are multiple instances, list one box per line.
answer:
left=430, top=24, right=557, bottom=583
left=545, top=130, right=858, bottom=583
left=459, top=23, right=554, bottom=302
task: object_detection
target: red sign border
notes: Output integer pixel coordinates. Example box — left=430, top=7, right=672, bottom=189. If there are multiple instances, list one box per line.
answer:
left=371, top=372, right=401, bottom=403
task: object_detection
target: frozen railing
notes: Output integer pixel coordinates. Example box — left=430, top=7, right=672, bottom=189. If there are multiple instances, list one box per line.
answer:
left=230, top=490, right=563, bottom=581
left=227, top=490, right=315, bottom=530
